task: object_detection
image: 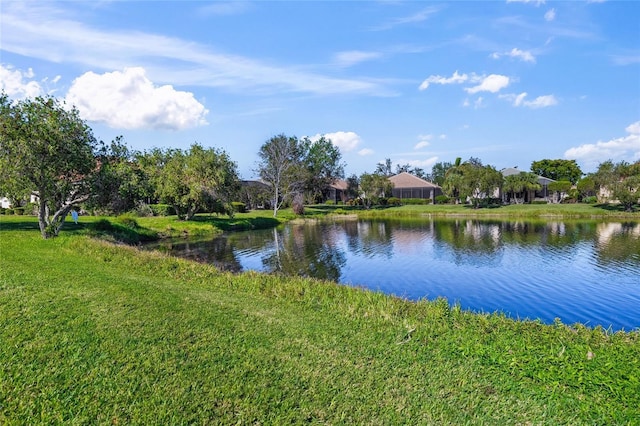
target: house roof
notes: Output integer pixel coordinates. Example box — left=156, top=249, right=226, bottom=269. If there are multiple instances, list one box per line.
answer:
left=500, top=167, right=555, bottom=185
left=330, top=179, right=348, bottom=190
left=389, top=172, right=440, bottom=189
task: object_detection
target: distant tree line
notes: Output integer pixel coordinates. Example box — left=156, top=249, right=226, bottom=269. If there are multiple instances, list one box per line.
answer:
left=1, top=92, right=638, bottom=239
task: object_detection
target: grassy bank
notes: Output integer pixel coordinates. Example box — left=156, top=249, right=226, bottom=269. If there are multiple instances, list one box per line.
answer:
left=1, top=219, right=639, bottom=424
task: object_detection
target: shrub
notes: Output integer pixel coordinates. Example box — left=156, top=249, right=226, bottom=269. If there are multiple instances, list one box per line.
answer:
left=115, top=214, right=139, bottom=229
left=5, top=209, right=14, bottom=215
left=231, top=202, right=247, bottom=214
left=13, top=207, right=24, bottom=215
left=134, top=202, right=154, bottom=217
left=325, top=200, right=335, bottom=205
left=435, top=195, right=449, bottom=205
left=531, top=200, right=548, bottom=205
left=583, top=196, right=598, bottom=204
left=401, top=198, right=432, bottom=205
left=23, top=202, right=37, bottom=215
left=93, top=219, right=114, bottom=231
left=149, top=204, right=173, bottom=216
left=387, top=197, right=402, bottom=206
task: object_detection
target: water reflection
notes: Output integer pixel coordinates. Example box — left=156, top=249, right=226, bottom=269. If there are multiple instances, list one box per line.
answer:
left=144, top=218, right=640, bottom=330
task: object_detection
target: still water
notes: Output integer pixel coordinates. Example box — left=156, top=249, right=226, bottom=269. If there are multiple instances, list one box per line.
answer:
left=145, top=218, right=640, bottom=331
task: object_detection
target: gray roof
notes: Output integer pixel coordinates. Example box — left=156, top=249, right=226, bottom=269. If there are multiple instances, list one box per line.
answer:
left=500, top=167, right=555, bottom=185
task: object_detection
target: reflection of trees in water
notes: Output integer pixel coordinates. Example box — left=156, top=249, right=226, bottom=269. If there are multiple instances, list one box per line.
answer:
left=261, top=223, right=347, bottom=281
left=152, top=236, right=243, bottom=272
left=147, top=218, right=640, bottom=278
left=595, top=222, right=640, bottom=265
left=431, top=219, right=504, bottom=266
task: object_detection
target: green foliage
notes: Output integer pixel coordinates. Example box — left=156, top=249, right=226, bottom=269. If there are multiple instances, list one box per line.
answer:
left=387, top=197, right=402, bottom=206
left=503, top=172, right=541, bottom=204
left=435, top=195, right=450, bottom=204
left=231, top=201, right=247, bottom=213
left=13, top=207, right=24, bottom=215
left=300, top=135, right=345, bottom=204
left=531, top=159, right=583, bottom=184
left=359, top=172, right=394, bottom=208
left=400, top=198, right=432, bottom=205
left=115, top=214, right=140, bottom=229
left=324, top=200, right=335, bottom=205
left=150, top=144, right=240, bottom=220
left=583, top=196, right=598, bottom=204
left=88, top=136, right=153, bottom=215
left=148, top=204, right=174, bottom=216
left=0, top=93, right=99, bottom=238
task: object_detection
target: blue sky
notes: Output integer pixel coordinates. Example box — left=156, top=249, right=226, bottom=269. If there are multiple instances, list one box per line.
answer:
left=1, top=0, right=639, bottom=178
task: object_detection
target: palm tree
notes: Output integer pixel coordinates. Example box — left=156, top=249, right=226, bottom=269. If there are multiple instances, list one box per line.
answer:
left=503, top=172, right=541, bottom=204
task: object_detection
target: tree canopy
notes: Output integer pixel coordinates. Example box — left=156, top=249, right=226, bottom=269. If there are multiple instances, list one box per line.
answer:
left=0, top=93, right=100, bottom=238
left=150, top=144, right=240, bottom=220
left=256, top=134, right=305, bottom=217
left=531, top=159, right=582, bottom=184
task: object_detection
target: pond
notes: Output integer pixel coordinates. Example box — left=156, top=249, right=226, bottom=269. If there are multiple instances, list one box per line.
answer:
left=144, top=218, right=640, bottom=331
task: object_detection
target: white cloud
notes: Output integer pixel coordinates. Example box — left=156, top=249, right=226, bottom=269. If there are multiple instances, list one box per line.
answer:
left=524, top=94, right=558, bottom=108
left=358, top=148, right=375, bottom=156
left=1, top=2, right=392, bottom=97
left=414, top=134, right=433, bottom=150
left=198, top=2, right=251, bottom=16
left=334, top=50, right=382, bottom=68
left=395, top=157, right=439, bottom=170
left=310, top=131, right=362, bottom=152
left=500, top=92, right=557, bottom=108
left=506, top=0, right=546, bottom=5
left=545, top=8, right=556, bottom=22
left=465, top=74, right=510, bottom=94
left=419, top=71, right=469, bottom=90
left=65, top=67, right=208, bottom=130
left=564, top=121, right=640, bottom=169
left=491, top=48, right=536, bottom=63
left=0, top=64, right=44, bottom=99
left=372, top=6, right=440, bottom=31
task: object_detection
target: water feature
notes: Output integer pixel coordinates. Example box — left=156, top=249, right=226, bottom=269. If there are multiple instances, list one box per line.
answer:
left=143, top=218, right=640, bottom=331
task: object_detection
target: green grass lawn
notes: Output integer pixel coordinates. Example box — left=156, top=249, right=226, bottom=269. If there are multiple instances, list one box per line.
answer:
left=1, top=215, right=639, bottom=424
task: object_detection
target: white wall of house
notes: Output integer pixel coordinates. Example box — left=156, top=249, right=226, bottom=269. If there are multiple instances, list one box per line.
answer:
left=1, top=197, right=11, bottom=208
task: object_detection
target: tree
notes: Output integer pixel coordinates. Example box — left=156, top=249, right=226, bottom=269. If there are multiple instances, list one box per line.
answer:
left=345, top=174, right=360, bottom=201
left=592, top=160, right=640, bottom=210
left=531, top=159, right=582, bottom=184
left=461, top=163, right=503, bottom=209
left=87, top=136, right=153, bottom=215
left=375, top=158, right=393, bottom=177
left=359, top=172, right=393, bottom=208
left=429, top=161, right=453, bottom=186
left=503, top=172, right=541, bottom=204
left=154, top=144, right=240, bottom=220
left=576, top=176, right=596, bottom=200
left=547, top=180, right=572, bottom=203
left=0, top=93, right=99, bottom=238
left=611, top=161, right=640, bottom=211
left=256, top=134, right=305, bottom=217
left=442, top=157, right=464, bottom=203
left=300, top=136, right=345, bottom=204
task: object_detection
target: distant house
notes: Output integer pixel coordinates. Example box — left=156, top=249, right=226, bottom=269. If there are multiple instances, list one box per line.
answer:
left=388, top=172, right=442, bottom=201
left=500, top=167, right=555, bottom=203
left=326, top=179, right=348, bottom=204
